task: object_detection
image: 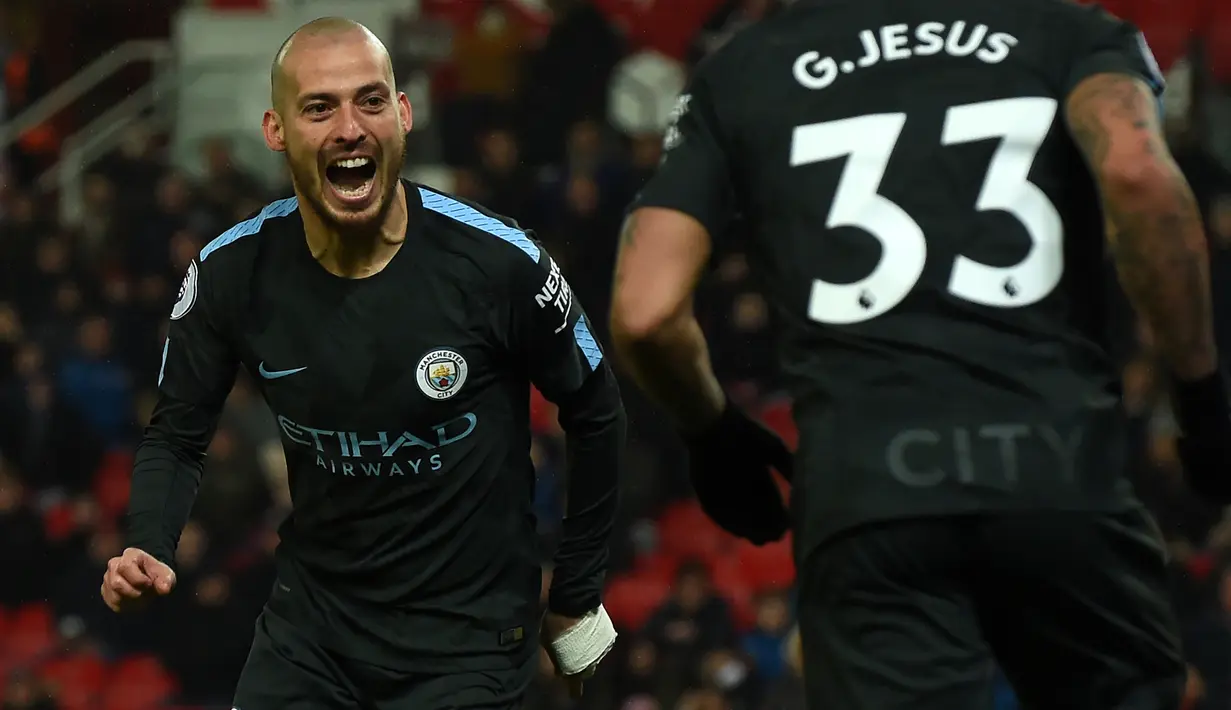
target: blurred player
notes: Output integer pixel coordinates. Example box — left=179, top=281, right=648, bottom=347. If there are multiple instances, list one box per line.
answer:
left=612, top=1, right=1231, bottom=708
left=101, top=17, right=623, bottom=709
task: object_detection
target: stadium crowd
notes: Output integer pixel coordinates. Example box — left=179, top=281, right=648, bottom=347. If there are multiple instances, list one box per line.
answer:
left=2, top=1, right=1231, bottom=709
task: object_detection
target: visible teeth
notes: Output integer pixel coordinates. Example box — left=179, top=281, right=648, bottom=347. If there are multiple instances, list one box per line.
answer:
left=334, top=179, right=373, bottom=196
left=333, top=157, right=371, bottom=168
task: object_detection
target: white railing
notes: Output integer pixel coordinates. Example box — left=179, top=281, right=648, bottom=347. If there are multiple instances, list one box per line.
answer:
left=40, top=68, right=181, bottom=224
left=0, top=40, right=173, bottom=152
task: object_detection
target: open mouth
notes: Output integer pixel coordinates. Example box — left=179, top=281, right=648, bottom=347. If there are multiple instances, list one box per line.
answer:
left=325, top=156, right=378, bottom=202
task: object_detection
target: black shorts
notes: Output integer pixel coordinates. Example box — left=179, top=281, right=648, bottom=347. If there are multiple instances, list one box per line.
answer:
left=796, top=508, right=1186, bottom=710
left=232, top=610, right=537, bottom=710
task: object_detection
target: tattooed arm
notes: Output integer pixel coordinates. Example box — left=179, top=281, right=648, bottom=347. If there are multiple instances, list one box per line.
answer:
left=611, top=209, right=725, bottom=433
left=611, top=62, right=733, bottom=433
left=1065, top=72, right=1218, bottom=379
left=613, top=65, right=793, bottom=540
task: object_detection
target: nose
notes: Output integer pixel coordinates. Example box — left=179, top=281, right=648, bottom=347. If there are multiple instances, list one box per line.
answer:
left=332, top=102, right=367, bottom=146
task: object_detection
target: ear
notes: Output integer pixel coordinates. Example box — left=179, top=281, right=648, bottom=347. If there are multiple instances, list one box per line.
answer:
left=397, top=92, right=413, bottom=134
left=262, top=110, right=286, bottom=152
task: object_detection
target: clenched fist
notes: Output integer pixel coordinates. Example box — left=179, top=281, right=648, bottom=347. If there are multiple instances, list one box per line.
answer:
left=100, top=547, right=177, bottom=612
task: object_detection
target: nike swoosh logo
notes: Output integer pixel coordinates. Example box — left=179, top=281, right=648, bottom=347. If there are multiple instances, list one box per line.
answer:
left=258, top=362, right=307, bottom=379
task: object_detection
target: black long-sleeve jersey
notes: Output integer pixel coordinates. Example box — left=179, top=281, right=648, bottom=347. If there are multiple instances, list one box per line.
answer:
left=127, top=181, right=624, bottom=672
left=633, top=0, right=1167, bottom=551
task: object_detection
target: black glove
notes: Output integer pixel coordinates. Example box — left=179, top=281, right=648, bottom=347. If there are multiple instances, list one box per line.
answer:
left=1171, top=371, right=1231, bottom=503
left=683, top=403, right=793, bottom=545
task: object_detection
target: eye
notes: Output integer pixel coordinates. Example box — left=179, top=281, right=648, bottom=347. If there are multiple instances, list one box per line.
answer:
left=364, top=96, right=386, bottom=108
left=304, top=103, right=329, bottom=116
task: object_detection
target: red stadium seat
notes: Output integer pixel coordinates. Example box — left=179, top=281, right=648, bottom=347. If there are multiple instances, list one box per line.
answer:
left=603, top=574, right=671, bottom=631
left=3, top=604, right=56, bottom=666
left=1120, top=0, right=1201, bottom=73
left=630, top=550, right=679, bottom=585
left=1184, top=550, right=1217, bottom=582
left=1208, top=0, right=1231, bottom=82
left=1067, top=0, right=1195, bottom=71
left=733, top=536, right=796, bottom=593
left=758, top=398, right=798, bottom=450
left=92, top=450, right=135, bottom=521
left=38, top=654, right=106, bottom=710
left=655, top=501, right=732, bottom=562
left=42, top=502, right=78, bottom=542
left=528, top=386, right=561, bottom=436
left=100, top=655, right=176, bottom=710
left=707, top=556, right=750, bottom=599
left=0, top=608, right=8, bottom=674
left=724, top=586, right=757, bottom=632
left=706, top=556, right=757, bottom=631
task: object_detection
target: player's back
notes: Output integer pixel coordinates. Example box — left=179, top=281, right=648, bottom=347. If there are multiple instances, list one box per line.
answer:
left=687, top=0, right=1153, bottom=541
left=720, top=0, right=1123, bottom=412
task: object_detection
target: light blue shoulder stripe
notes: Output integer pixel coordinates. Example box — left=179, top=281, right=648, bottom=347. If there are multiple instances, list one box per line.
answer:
left=157, top=337, right=169, bottom=387
left=200, top=196, right=299, bottom=262
left=417, top=188, right=601, bottom=368
left=418, top=187, right=540, bottom=261
left=573, top=314, right=603, bottom=369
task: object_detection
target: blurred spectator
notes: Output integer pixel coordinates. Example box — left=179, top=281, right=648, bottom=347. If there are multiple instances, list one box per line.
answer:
left=698, top=648, right=755, bottom=707
left=452, top=2, right=529, bottom=101
left=96, top=124, right=165, bottom=230
left=0, top=470, right=53, bottom=607
left=75, top=173, right=118, bottom=253
left=757, top=625, right=804, bottom=710
left=193, top=425, right=272, bottom=553
left=644, top=560, right=739, bottom=705
left=532, top=437, right=565, bottom=538
left=675, top=688, right=730, bottom=710
left=647, top=561, right=738, bottom=654
left=473, top=126, right=537, bottom=220
left=125, top=171, right=194, bottom=279
left=1181, top=568, right=1231, bottom=709
left=517, top=0, right=624, bottom=166
left=0, top=344, right=103, bottom=491
left=742, top=590, right=792, bottom=684
left=1, top=670, right=56, bottom=710
left=56, top=315, right=133, bottom=448
left=198, top=136, right=266, bottom=226
left=619, top=133, right=666, bottom=208
left=612, top=636, right=669, bottom=703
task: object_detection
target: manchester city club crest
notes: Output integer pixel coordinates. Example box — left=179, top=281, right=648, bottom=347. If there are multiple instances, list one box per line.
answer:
left=415, top=348, right=469, bottom=400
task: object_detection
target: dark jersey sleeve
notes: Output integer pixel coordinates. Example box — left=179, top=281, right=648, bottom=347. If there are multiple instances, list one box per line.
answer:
left=157, top=259, right=239, bottom=407
left=1064, top=4, right=1166, bottom=97
left=505, top=242, right=606, bottom=399
left=501, top=242, right=626, bottom=616
left=630, top=61, right=736, bottom=238
left=125, top=258, right=238, bottom=565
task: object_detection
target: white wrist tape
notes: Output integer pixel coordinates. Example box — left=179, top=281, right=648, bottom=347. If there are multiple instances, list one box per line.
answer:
left=549, top=605, right=618, bottom=676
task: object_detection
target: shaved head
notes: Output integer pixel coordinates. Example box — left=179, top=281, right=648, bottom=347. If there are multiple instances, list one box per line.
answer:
left=261, top=15, right=411, bottom=239
left=271, top=17, right=392, bottom=109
